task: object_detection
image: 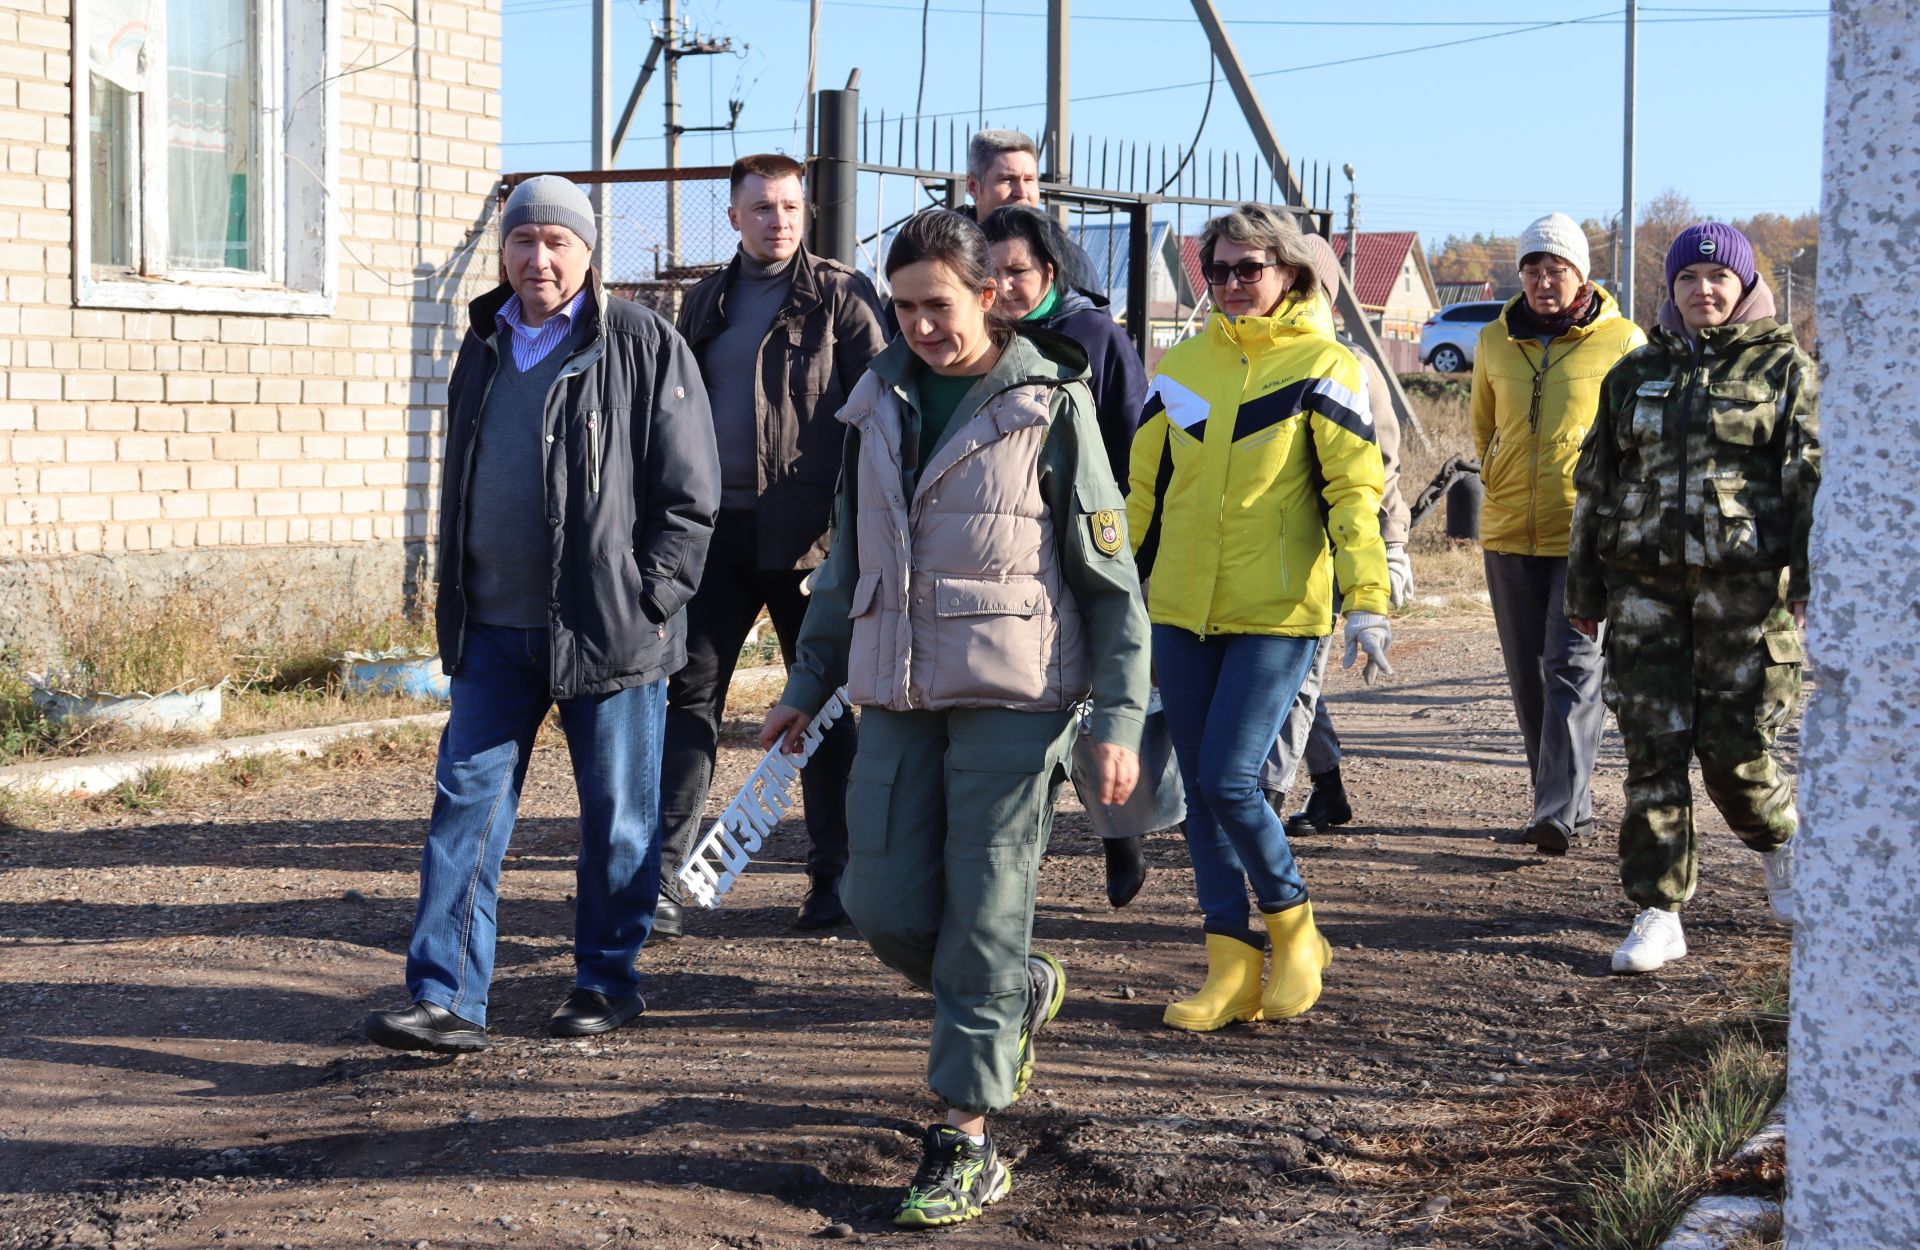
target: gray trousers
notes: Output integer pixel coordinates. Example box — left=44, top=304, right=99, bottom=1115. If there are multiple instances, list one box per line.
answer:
left=1483, top=551, right=1607, bottom=831
left=1258, top=634, right=1339, bottom=795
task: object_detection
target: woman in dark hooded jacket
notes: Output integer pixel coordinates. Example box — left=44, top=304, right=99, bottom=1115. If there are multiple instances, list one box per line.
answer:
left=982, top=205, right=1146, bottom=486
left=983, top=204, right=1159, bottom=909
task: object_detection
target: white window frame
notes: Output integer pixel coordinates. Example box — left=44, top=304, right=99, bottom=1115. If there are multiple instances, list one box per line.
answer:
left=71, top=0, right=339, bottom=316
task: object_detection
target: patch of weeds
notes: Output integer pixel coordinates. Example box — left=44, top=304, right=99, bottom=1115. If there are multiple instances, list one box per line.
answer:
left=52, top=583, right=235, bottom=695
left=0, top=786, right=55, bottom=831
left=219, top=752, right=289, bottom=790
left=102, top=766, right=183, bottom=812
left=316, top=724, right=441, bottom=771
left=0, top=650, right=59, bottom=764
left=1552, top=955, right=1789, bottom=1250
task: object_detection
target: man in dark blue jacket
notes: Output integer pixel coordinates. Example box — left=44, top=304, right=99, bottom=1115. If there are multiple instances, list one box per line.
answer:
left=363, top=176, right=719, bottom=1053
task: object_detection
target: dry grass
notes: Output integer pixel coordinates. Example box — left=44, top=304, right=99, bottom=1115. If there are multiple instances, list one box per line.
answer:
left=2, top=569, right=443, bottom=766
left=49, top=582, right=236, bottom=695
left=1398, top=382, right=1491, bottom=618
left=1336, top=953, right=1789, bottom=1249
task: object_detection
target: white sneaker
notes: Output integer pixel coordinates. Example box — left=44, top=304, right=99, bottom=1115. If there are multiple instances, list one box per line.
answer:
left=1763, top=841, right=1796, bottom=925
left=1611, top=908, right=1687, bottom=974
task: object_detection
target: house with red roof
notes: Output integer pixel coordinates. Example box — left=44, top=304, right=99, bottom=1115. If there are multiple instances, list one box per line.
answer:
left=1330, top=231, right=1441, bottom=341
left=1173, top=229, right=1440, bottom=347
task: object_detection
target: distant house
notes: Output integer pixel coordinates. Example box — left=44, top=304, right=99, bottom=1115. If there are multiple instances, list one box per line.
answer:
left=1329, top=232, right=1440, bottom=341
left=1436, top=280, right=1497, bottom=306
left=1065, top=222, right=1199, bottom=369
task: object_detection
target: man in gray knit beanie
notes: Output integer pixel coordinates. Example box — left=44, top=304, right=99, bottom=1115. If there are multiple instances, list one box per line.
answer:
left=501, top=174, right=598, bottom=251
left=362, top=171, right=719, bottom=1055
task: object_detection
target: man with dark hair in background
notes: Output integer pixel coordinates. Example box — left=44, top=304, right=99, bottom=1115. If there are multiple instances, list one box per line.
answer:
left=655, top=154, right=888, bottom=936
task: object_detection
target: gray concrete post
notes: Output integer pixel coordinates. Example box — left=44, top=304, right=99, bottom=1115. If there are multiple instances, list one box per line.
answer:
left=1787, top=4, right=1920, bottom=1245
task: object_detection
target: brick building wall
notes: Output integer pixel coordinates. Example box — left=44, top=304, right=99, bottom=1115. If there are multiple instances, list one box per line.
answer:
left=0, top=0, right=501, bottom=651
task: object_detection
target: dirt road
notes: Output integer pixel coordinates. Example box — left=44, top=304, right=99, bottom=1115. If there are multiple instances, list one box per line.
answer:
left=0, top=618, right=1792, bottom=1249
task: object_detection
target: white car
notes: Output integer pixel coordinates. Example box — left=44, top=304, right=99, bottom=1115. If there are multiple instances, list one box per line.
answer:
left=1419, top=300, right=1505, bottom=373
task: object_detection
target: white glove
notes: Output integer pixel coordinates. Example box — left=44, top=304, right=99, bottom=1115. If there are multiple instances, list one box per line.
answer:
left=1342, top=611, right=1395, bottom=685
left=1385, top=543, right=1414, bottom=610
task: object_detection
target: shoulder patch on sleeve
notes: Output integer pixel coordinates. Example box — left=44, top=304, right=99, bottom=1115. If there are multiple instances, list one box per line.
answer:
left=1090, top=509, right=1123, bottom=556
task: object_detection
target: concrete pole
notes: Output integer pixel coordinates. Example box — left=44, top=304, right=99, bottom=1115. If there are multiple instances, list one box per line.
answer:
left=1343, top=164, right=1358, bottom=285
left=1788, top=4, right=1920, bottom=1245
left=590, top=0, right=612, bottom=274
left=1045, top=0, right=1068, bottom=181
left=804, top=0, right=820, bottom=159
left=1620, top=0, right=1637, bottom=321
left=664, top=0, right=680, bottom=269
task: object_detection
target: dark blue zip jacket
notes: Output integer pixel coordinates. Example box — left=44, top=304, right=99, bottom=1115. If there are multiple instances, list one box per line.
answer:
left=1035, top=286, right=1147, bottom=490
left=436, top=272, right=720, bottom=697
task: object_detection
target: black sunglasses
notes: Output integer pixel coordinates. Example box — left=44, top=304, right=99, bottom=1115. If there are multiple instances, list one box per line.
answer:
left=1203, top=259, right=1279, bottom=286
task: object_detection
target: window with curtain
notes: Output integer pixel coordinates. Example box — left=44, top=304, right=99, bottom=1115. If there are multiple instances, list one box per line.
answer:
left=166, top=0, right=258, bottom=272
left=75, top=0, right=333, bottom=312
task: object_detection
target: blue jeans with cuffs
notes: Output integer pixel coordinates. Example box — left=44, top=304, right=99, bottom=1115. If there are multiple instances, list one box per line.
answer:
left=1152, top=626, right=1320, bottom=935
left=405, top=623, right=666, bottom=1025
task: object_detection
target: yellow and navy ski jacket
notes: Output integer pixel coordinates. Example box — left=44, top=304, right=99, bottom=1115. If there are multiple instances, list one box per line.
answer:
left=1127, top=295, right=1390, bottom=637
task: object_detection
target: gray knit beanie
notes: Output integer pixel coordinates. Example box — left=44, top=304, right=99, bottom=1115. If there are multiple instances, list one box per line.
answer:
left=502, top=176, right=597, bottom=250
left=1515, top=212, right=1590, bottom=279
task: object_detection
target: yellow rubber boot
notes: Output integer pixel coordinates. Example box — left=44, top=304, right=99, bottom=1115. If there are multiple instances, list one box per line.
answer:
left=1260, top=901, right=1333, bottom=1019
left=1162, top=933, right=1266, bottom=1032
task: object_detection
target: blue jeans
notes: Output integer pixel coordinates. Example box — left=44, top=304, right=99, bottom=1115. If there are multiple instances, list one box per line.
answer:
left=1152, top=626, right=1319, bottom=933
left=405, top=623, right=667, bottom=1025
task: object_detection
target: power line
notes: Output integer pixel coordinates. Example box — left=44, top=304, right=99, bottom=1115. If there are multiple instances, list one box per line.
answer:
left=498, top=5, right=1822, bottom=149
left=503, top=0, right=1825, bottom=23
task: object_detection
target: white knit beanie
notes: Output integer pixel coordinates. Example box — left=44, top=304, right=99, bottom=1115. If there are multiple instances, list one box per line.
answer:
left=1516, top=212, right=1589, bottom=279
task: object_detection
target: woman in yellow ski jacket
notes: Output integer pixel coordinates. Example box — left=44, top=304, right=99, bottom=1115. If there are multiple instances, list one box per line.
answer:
left=1470, top=212, right=1645, bottom=855
left=1128, top=203, right=1390, bottom=1034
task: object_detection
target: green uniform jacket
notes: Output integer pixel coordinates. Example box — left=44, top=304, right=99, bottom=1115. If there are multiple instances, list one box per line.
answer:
left=783, top=329, right=1151, bottom=752
left=1565, top=317, right=1821, bottom=622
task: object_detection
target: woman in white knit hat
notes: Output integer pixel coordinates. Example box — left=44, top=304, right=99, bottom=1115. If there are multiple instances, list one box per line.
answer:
left=1470, top=213, right=1645, bottom=853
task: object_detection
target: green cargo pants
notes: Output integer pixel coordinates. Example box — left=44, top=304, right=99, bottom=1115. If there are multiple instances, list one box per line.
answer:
left=839, top=705, right=1074, bottom=1116
left=1603, top=566, right=1803, bottom=910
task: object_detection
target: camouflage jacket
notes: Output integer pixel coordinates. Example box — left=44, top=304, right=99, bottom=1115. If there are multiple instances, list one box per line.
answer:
left=1565, top=318, right=1820, bottom=621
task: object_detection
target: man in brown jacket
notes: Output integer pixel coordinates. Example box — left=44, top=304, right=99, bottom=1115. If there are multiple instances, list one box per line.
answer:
left=655, top=154, right=887, bottom=935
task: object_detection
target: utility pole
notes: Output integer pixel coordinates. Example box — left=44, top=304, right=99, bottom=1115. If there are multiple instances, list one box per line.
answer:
left=1187, top=0, right=1425, bottom=449
left=1621, top=0, right=1638, bottom=320
left=1790, top=7, right=1920, bottom=1245
left=805, top=0, right=821, bottom=158
left=1045, top=0, right=1068, bottom=181
left=590, top=0, right=612, bottom=273
left=1342, top=163, right=1358, bottom=285
left=664, top=0, right=680, bottom=269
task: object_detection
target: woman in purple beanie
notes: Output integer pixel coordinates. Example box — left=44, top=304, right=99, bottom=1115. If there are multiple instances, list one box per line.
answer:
left=1565, top=222, right=1821, bottom=975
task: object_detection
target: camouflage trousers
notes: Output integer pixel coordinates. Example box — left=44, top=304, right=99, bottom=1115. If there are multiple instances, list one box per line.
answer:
left=1602, top=566, right=1803, bottom=910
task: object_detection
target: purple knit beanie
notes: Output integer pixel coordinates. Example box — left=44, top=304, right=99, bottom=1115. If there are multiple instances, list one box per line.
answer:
left=1665, top=222, right=1757, bottom=294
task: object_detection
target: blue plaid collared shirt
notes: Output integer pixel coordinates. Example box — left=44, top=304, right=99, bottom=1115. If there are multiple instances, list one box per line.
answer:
left=495, top=287, right=588, bottom=371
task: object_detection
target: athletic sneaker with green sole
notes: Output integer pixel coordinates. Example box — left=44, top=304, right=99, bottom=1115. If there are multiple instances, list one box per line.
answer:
left=893, top=1124, right=1011, bottom=1229
left=1012, top=950, right=1066, bottom=1103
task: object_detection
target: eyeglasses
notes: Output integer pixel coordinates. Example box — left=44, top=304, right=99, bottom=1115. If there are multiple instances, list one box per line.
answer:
left=1203, top=259, right=1279, bottom=287
left=1520, top=264, right=1577, bottom=284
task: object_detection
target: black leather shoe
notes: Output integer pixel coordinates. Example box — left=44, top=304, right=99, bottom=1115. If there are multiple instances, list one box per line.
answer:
left=1285, top=767, right=1354, bottom=835
left=1102, top=835, right=1148, bottom=909
left=364, top=1001, right=489, bottom=1054
left=795, top=874, right=851, bottom=930
left=1527, top=817, right=1591, bottom=856
left=652, top=896, right=684, bottom=941
left=549, top=988, right=647, bottom=1037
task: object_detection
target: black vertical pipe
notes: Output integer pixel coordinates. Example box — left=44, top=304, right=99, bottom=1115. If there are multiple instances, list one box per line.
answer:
left=810, top=87, right=859, bottom=264
left=1127, top=204, right=1150, bottom=362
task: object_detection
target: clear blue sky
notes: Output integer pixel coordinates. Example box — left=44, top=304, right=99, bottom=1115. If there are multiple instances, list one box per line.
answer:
left=498, top=1, right=1829, bottom=247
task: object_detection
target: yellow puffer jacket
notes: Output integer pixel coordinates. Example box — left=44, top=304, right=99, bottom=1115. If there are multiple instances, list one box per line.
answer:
left=1128, top=295, right=1389, bottom=637
left=1471, top=286, right=1646, bottom=556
